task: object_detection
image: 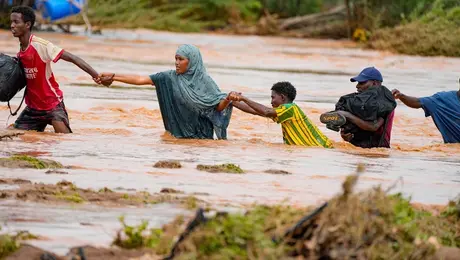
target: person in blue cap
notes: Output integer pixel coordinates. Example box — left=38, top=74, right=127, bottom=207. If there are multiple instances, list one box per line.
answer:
left=320, top=67, right=396, bottom=148
left=391, top=79, right=460, bottom=143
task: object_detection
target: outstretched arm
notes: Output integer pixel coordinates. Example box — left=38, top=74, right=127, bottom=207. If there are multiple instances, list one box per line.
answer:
left=232, top=101, right=261, bottom=116
left=392, top=89, right=422, bottom=109
left=337, top=111, right=384, bottom=132
left=237, top=95, right=277, bottom=118
left=216, top=99, right=231, bottom=112
left=100, top=73, right=154, bottom=86
left=60, top=51, right=99, bottom=81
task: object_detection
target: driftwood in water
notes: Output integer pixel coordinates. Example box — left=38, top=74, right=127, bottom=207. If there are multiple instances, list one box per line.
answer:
left=0, top=130, right=24, bottom=141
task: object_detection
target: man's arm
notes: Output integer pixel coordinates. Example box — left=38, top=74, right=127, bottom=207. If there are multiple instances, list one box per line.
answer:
left=337, top=111, right=384, bottom=132
left=392, top=89, right=422, bottom=108
left=60, top=51, right=99, bottom=80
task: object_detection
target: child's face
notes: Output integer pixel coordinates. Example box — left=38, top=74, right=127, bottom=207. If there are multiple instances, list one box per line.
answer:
left=175, top=55, right=189, bottom=74
left=10, top=13, right=28, bottom=38
left=271, top=90, right=285, bottom=108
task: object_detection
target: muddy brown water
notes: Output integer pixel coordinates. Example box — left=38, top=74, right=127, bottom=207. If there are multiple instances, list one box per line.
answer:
left=0, top=28, right=459, bottom=254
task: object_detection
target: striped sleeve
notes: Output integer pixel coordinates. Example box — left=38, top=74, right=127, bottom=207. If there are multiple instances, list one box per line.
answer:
left=274, top=104, right=294, bottom=124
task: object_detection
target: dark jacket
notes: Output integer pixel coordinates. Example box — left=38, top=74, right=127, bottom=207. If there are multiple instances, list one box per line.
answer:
left=335, top=85, right=396, bottom=148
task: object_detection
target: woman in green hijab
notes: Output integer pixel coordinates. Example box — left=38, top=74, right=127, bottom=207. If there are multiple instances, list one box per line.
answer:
left=100, top=44, right=234, bottom=139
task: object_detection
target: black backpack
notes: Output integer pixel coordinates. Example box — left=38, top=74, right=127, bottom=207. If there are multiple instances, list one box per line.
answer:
left=0, top=53, right=27, bottom=115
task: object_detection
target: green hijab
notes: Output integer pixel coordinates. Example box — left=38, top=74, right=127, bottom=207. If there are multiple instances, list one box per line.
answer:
left=150, top=44, right=232, bottom=139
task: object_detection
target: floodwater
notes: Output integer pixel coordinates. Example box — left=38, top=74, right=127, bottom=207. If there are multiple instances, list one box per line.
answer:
left=0, top=28, right=459, bottom=254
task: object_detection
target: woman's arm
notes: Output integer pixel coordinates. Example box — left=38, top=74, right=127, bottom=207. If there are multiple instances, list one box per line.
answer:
left=216, top=99, right=231, bottom=112
left=100, top=73, right=154, bottom=86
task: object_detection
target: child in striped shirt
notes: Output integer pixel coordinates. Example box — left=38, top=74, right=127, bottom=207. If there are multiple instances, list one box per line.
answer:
left=229, top=81, right=332, bottom=148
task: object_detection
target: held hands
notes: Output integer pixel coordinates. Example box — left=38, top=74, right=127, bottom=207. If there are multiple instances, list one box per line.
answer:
left=98, top=72, right=115, bottom=87
left=392, top=89, right=402, bottom=99
left=226, top=91, right=243, bottom=102
left=91, top=73, right=114, bottom=87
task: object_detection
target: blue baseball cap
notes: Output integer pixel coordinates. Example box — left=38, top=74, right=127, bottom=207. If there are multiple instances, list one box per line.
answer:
left=350, top=67, right=383, bottom=83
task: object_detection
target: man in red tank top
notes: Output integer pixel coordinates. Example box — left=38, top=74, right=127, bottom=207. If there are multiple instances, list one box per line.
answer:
left=10, top=6, right=102, bottom=133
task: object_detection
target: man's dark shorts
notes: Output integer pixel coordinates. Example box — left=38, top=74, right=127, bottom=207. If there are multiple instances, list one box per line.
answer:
left=14, top=101, right=72, bottom=132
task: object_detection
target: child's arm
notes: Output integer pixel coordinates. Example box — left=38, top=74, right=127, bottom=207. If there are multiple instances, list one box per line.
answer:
left=238, top=95, right=277, bottom=118
left=226, top=92, right=262, bottom=116
left=232, top=101, right=261, bottom=116
left=60, top=51, right=99, bottom=82
left=100, top=73, right=154, bottom=86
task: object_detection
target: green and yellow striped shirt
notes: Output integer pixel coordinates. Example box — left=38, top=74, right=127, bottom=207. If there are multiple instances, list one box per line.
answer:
left=274, top=103, right=333, bottom=148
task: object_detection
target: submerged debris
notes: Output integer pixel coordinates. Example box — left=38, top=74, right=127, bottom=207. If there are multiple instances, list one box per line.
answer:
left=0, top=155, right=63, bottom=169
left=45, top=170, right=68, bottom=174
left=264, top=169, right=292, bottom=175
left=0, top=130, right=24, bottom=141
left=161, top=188, right=185, bottom=194
left=196, top=163, right=244, bottom=174
left=154, top=160, right=182, bottom=169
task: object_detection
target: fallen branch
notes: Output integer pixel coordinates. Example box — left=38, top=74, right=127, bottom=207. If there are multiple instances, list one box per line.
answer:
left=279, top=5, right=347, bottom=31
left=0, top=130, right=24, bottom=141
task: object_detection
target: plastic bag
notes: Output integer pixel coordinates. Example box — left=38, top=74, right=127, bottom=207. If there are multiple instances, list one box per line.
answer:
left=0, top=53, right=26, bottom=102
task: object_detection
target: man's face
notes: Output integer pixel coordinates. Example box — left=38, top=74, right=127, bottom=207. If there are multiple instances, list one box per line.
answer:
left=271, top=90, right=285, bottom=108
left=10, top=13, right=29, bottom=38
left=356, top=80, right=374, bottom=93
left=175, top=55, right=189, bottom=74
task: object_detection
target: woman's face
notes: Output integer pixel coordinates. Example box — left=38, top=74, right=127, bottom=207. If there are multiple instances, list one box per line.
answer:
left=175, top=55, right=189, bottom=74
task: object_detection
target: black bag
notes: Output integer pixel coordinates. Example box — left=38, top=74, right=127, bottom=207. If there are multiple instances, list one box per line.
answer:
left=335, top=85, right=396, bottom=147
left=0, top=53, right=26, bottom=102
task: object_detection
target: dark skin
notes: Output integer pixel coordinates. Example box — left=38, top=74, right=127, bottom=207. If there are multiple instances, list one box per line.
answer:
left=227, top=90, right=287, bottom=118
left=392, top=83, right=460, bottom=108
left=11, top=12, right=101, bottom=133
left=99, top=55, right=232, bottom=112
left=338, top=80, right=385, bottom=142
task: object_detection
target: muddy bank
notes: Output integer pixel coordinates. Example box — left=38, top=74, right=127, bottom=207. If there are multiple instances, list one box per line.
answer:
left=0, top=178, right=205, bottom=209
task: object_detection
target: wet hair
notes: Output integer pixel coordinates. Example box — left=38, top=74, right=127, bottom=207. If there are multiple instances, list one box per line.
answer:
left=11, top=6, right=36, bottom=30
left=271, top=81, right=297, bottom=102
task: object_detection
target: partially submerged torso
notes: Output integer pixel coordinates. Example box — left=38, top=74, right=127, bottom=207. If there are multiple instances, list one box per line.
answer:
left=18, top=34, right=64, bottom=111
left=149, top=71, right=231, bottom=139
left=274, top=103, right=333, bottom=148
